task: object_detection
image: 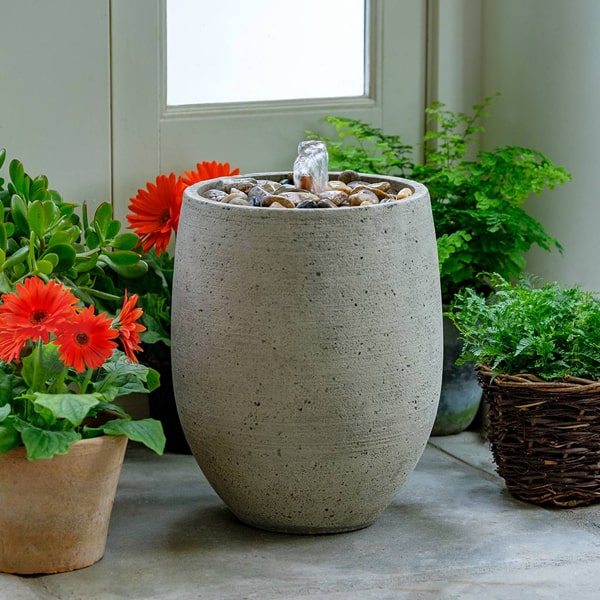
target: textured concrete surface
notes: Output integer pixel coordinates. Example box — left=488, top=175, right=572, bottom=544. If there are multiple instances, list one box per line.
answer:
left=172, top=174, right=442, bottom=533
left=2, top=432, right=600, bottom=599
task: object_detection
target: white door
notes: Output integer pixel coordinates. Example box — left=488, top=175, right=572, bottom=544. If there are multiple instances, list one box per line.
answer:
left=110, top=0, right=428, bottom=221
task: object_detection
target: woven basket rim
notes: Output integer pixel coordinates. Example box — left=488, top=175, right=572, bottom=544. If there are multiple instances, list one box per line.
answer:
left=477, top=365, right=600, bottom=392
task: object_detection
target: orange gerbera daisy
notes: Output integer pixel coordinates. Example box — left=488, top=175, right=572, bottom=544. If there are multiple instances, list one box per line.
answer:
left=113, top=291, right=146, bottom=362
left=0, top=334, right=28, bottom=365
left=127, top=173, right=185, bottom=255
left=0, top=278, right=78, bottom=363
left=179, top=161, right=240, bottom=188
left=56, top=306, right=118, bottom=372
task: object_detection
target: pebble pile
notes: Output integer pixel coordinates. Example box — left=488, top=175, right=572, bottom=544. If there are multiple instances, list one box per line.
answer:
left=197, top=170, right=414, bottom=209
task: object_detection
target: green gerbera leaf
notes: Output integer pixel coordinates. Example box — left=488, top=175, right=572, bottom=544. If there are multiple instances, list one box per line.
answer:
left=0, top=424, right=20, bottom=454
left=101, top=418, right=165, bottom=455
left=19, top=424, right=80, bottom=460
left=0, top=404, right=11, bottom=421
left=33, top=393, right=101, bottom=426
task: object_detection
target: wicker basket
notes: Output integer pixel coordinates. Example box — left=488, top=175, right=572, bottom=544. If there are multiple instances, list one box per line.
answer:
left=478, top=366, right=600, bottom=508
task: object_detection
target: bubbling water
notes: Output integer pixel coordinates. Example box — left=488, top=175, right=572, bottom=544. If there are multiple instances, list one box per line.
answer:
left=196, top=141, right=414, bottom=208
left=293, top=140, right=329, bottom=194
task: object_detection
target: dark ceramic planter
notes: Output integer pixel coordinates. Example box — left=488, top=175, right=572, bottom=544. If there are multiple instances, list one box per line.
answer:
left=430, top=315, right=482, bottom=436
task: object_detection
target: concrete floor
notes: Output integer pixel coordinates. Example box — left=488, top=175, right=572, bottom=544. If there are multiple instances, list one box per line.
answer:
left=3, top=432, right=600, bottom=600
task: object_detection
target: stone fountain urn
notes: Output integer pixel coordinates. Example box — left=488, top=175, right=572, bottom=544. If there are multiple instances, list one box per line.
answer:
left=171, top=171, right=442, bottom=534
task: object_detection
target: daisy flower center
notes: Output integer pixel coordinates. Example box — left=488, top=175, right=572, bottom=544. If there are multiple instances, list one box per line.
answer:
left=159, top=209, right=170, bottom=225
left=75, top=332, right=90, bottom=346
left=31, top=309, right=48, bottom=324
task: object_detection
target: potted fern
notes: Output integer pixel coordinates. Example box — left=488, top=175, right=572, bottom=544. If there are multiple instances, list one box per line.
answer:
left=308, top=97, right=571, bottom=434
left=449, top=275, right=600, bottom=508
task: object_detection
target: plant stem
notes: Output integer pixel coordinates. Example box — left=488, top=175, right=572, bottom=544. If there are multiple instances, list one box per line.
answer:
left=79, top=368, right=94, bottom=394
left=79, top=287, right=121, bottom=302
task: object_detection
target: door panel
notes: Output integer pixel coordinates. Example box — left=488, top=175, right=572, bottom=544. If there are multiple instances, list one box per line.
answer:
left=111, top=0, right=427, bottom=221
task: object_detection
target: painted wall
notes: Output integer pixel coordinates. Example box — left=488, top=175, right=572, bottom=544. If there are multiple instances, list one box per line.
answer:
left=428, top=0, right=482, bottom=113
left=481, top=0, right=600, bottom=289
left=0, top=0, right=111, bottom=212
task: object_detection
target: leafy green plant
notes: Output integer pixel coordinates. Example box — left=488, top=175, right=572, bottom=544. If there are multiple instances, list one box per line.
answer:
left=319, top=117, right=414, bottom=176
left=0, top=149, right=169, bottom=459
left=448, top=275, right=600, bottom=380
left=0, top=277, right=165, bottom=460
left=0, top=148, right=148, bottom=308
left=0, top=147, right=183, bottom=374
left=307, top=98, right=572, bottom=301
left=120, top=248, right=174, bottom=372
left=124, top=163, right=240, bottom=382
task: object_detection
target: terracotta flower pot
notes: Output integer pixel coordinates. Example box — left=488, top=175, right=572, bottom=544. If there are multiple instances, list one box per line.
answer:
left=0, top=435, right=127, bottom=574
left=172, top=172, right=443, bottom=533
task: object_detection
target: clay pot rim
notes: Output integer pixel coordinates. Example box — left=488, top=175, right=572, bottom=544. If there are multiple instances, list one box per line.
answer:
left=184, top=171, right=428, bottom=213
left=1, top=434, right=127, bottom=462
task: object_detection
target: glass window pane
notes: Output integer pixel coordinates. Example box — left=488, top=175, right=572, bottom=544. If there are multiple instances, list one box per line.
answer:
left=167, top=0, right=367, bottom=106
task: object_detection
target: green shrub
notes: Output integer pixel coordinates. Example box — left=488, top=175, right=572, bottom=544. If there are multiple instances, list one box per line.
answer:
left=448, top=275, right=600, bottom=380
left=308, top=98, right=572, bottom=301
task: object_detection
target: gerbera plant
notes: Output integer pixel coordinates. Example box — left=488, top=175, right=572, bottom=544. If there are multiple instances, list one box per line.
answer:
left=0, top=277, right=165, bottom=460
left=125, top=160, right=239, bottom=452
left=0, top=148, right=237, bottom=454
left=126, top=160, right=239, bottom=349
left=127, top=160, right=239, bottom=256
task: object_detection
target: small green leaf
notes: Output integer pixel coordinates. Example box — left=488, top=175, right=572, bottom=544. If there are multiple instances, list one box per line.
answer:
left=21, top=343, right=65, bottom=390
left=0, top=424, right=20, bottom=454
left=74, top=255, right=98, bottom=273
left=86, top=231, right=100, bottom=249
left=0, top=148, right=5, bottom=169
left=146, top=367, right=160, bottom=392
left=28, top=200, right=46, bottom=238
left=106, top=220, right=121, bottom=240
left=42, top=199, right=60, bottom=226
left=30, top=175, right=49, bottom=201
left=0, top=376, right=20, bottom=407
left=94, top=202, right=113, bottom=236
left=46, top=243, right=76, bottom=270
left=49, top=230, right=72, bottom=246
left=95, top=352, right=158, bottom=398
left=34, top=393, right=101, bottom=427
left=12, top=263, right=26, bottom=278
left=0, top=223, right=6, bottom=252
left=10, top=194, right=30, bottom=234
left=111, top=232, right=139, bottom=250
left=100, top=256, right=148, bottom=278
left=35, top=259, right=54, bottom=274
left=0, top=405, right=11, bottom=420
left=1, top=245, right=29, bottom=270
left=101, top=418, right=165, bottom=455
left=9, top=159, right=25, bottom=192
left=41, top=252, right=59, bottom=268
left=48, top=189, right=63, bottom=204
left=101, top=250, right=141, bottom=267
